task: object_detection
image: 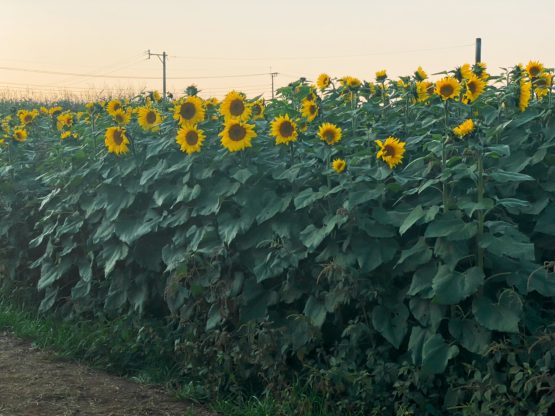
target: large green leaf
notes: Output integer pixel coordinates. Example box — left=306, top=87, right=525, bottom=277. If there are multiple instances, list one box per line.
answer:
left=421, top=334, right=459, bottom=375
left=372, top=303, right=409, bottom=349
left=448, top=319, right=491, bottom=354
left=472, top=290, right=522, bottom=333
left=432, top=265, right=484, bottom=305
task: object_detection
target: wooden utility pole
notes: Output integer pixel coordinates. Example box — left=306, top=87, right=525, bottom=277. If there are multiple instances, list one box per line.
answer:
left=475, top=38, right=482, bottom=64
left=147, top=50, right=167, bottom=99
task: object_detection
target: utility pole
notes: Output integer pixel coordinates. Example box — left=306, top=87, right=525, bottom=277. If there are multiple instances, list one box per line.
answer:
left=475, top=38, right=482, bottom=64
left=147, top=50, right=167, bottom=99
left=270, top=72, right=278, bottom=100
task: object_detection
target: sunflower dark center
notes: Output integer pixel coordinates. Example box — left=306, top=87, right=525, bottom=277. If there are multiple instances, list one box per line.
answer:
left=113, top=130, right=123, bottom=145
left=323, top=129, right=335, bottom=143
left=229, top=124, right=246, bottom=141
left=112, top=103, right=121, bottom=112
left=468, top=81, right=477, bottom=94
left=185, top=130, right=198, bottom=145
left=309, top=104, right=317, bottom=115
left=536, top=79, right=547, bottom=88
left=146, top=110, right=157, bottom=124
left=229, top=99, right=245, bottom=117
left=115, top=114, right=124, bottom=122
left=180, top=102, right=196, bottom=120
left=24, top=115, right=32, bottom=123
left=383, top=145, right=396, bottom=157
left=530, top=67, right=540, bottom=77
left=15, top=132, right=23, bottom=139
left=252, top=104, right=261, bottom=115
left=440, top=84, right=454, bottom=97
left=279, top=121, right=294, bottom=138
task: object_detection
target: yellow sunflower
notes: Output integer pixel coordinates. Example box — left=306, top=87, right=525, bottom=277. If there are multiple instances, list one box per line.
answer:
left=454, top=63, right=473, bottom=81
left=414, top=66, right=428, bottom=81
left=176, top=125, right=206, bottom=154
left=13, top=128, right=28, bottom=142
left=463, top=75, right=486, bottom=103
left=219, top=120, right=257, bottom=152
left=318, top=123, right=342, bottom=145
left=174, top=96, right=205, bottom=126
left=473, top=62, right=489, bottom=81
left=376, top=69, right=387, bottom=82
left=317, top=73, right=331, bottom=90
left=152, top=90, right=162, bottom=102
left=17, top=109, right=38, bottom=125
left=435, top=77, right=461, bottom=101
left=220, top=91, right=251, bottom=121
left=56, top=112, right=74, bottom=131
left=332, top=159, right=346, bottom=173
left=251, top=99, right=265, bottom=120
left=452, top=119, right=475, bottom=138
left=416, top=81, right=433, bottom=103
left=526, top=60, right=544, bottom=78
left=534, top=72, right=552, bottom=99
left=106, top=99, right=123, bottom=116
left=137, top=107, right=162, bottom=132
left=519, top=78, right=532, bottom=112
left=375, top=137, right=406, bottom=169
left=111, top=108, right=132, bottom=125
left=301, top=99, right=319, bottom=122
left=270, top=114, right=298, bottom=145
left=104, top=126, right=130, bottom=155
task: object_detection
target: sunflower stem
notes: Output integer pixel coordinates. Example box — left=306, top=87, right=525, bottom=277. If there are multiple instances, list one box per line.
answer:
left=442, top=101, right=450, bottom=212
left=476, top=145, right=485, bottom=272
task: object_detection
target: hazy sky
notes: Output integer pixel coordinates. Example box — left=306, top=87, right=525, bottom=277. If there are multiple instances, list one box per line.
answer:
left=1, top=0, right=554, bottom=99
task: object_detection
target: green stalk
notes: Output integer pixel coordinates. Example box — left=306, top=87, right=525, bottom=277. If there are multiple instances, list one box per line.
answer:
left=442, top=101, right=450, bottom=212
left=476, top=147, right=485, bottom=272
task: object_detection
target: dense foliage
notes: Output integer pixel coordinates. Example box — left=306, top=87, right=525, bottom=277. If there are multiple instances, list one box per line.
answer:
left=1, top=63, right=555, bottom=415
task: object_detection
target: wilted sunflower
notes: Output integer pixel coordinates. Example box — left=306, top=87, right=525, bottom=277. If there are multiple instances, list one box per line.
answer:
left=332, top=158, right=346, bottom=173
left=17, top=109, right=38, bottom=125
left=56, top=112, right=74, bottom=131
left=375, top=137, right=406, bottom=169
left=219, top=120, right=257, bottom=152
left=111, top=108, right=132, bottom=125
left=416, top=81, right=433, bottom=103
left=318, top=123, right=342, bottom=145
left=414, top=66, right=428, bottom=81
left=176, top=125, right=206, bottom=154
left=463, top=75, right=486, bottom=103
left=270, top=114, right=298, bottom=145
left=137, top=107, right=162, bottom=132
left=301, top=99, right=319, bottom=122
left=13, top=128, right=27, bottom=142
left=316, top=73, right=331, bottom=90
left=375, top=70, right=387, bottom=82
left=251, top=99, right=265, bottom=120
left=534, top=72, right=552, bottom=99
left=526, top=61, right=544, bottom=78
left=106, top=99, right=123, bottom=116
left=220, top=91, right=251, bottom=121
left=519, top=78, right=532, bottom=112
left=435, top=77, right=461, bottom=101
left=174, top=96, right=205, bottom=126
left=452, top=119, right=475, bottom=138
left=105, top=126, right=130, bottom=155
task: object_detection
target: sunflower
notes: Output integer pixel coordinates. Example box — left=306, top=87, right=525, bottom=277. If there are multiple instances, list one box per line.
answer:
left=414, top=66, right=428, bottom=81
left=17, top=109, right=38, bottom=125
left=106, top=99, right=123, bottom=116
left=301, top=99, right=319, bottom=122
left=463, top=75, right=486, bottom=103
left=473, top=62, right=489, bottom=81
left=61, top=131, right=78, bottom=140
left=416, top=81, right=432, bottom=103
left=519, top=78, right=532, bottom=112
left=219, top=120, right=257, bottom=152
left=220, top=91, right=251, bottom=121
left=251, top=99, right=265, bottom=120
left=56, top=112, right=74, bottom=131
left=397, top=79, right=409, bottom=89
left=534, top=72, right=552, bottom=99
left=454, top=63, right=473, bottom=81
left=174, top=96, right=205, bottom=126
left=111, top=108, right=132, bottom=125
left=346, top=76, right=361, bottom=89
left=318, top=123, right=342, bottom=145
left=137, top=107, right=162, bottom=132
left=452, top=119, right=475, bottom=138
left=13, top=128, right=27, bottom=142
left=176, top=125, right=206, bottom=154
left=317, top=73, right=331, bottom=90
left=270, top=114, right=298, bottom=145
left=435, top=77, right=461, bottom=101
left=332, top=159, right=346, bottom=173
left=204, top=97, right=220, bottom=109
left=152, top=90, right=162, bottom=102
left=104, top=126, right=130, bottom=155
left=375, top=137, right=406, bottom=169
left=376, top=70, right=387, bottom=82
left=526, top=61, right=544, bottom=78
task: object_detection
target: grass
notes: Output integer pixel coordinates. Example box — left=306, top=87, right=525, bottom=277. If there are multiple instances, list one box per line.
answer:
left=0, top=295, right=349, bottom=416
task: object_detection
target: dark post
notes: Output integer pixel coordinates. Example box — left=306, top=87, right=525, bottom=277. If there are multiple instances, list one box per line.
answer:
left=475, top=38, right=482, bottom=64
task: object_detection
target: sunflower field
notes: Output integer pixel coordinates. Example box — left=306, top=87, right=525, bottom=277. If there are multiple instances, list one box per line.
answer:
left=1, top=61, right=555, bottom=414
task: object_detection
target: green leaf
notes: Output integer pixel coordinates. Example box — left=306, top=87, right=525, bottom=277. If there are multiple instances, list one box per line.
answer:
left=395, top=237, right=432, bottom=271
left=101, top=241, right=129, bottom=276
left=424, top=213, right=467, bottom=238
left=303, top=296, right=327, bottom=328
left=294, top=188, right=324, bottom=210
left=534, top=203, right=555, bottom=235
left=448, top=319, right=491, bottom=354
left=432, top=265, right=484, bottom=305
left=527, top=266, right=555, bottom=296
left=488, top=169, right=535, bottom=183
left=399, top=205, right=425, bottom=235
left=299, top=214, right=347, bottom=251
left=372, top=303, right=409, bottom=349
left=206, top=303, right=222, bottom=330
left=421, top=334, right=459, bottom=375
left=472, top=290, right=522, bottom=333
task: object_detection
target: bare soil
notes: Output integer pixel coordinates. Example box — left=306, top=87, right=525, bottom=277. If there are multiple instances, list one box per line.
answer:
left=0, top=331, right=214, bottom=416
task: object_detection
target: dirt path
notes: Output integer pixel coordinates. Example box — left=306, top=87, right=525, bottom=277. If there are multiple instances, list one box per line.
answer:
left=0, top=331, right=214, bottom=416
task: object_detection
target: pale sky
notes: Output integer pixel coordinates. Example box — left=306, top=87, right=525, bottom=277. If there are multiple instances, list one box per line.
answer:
left=1, top=0, right=554, bottom=100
